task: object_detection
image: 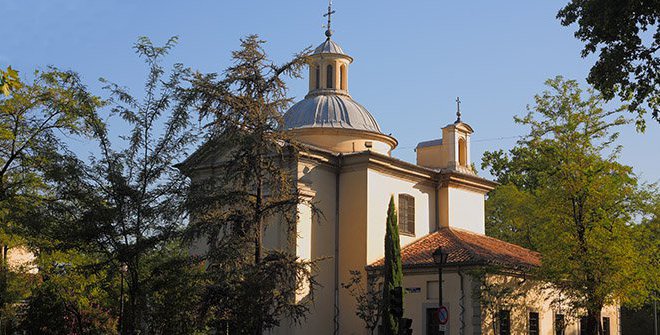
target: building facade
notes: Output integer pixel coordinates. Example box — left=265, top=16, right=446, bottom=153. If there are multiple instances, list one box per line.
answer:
left=181, top=29, right=620, bottom=335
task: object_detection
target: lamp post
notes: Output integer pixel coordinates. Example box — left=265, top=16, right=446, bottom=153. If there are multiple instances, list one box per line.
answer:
left=433, top=247, right=449, bottom=334
left=119, top=263, right=128, bottom=335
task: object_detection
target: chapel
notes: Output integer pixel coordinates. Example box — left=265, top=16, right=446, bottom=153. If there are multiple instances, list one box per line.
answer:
left=180, top=9, right=621, bottom=335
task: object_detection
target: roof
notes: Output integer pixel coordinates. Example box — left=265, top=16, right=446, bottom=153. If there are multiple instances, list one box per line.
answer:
left=416, top=139, right=443, bottom=149
left=369, top=227, right=540, bottom=271
left=313, top=38, right=346, bottom=55
left=283, top=94, right=382, bottom=133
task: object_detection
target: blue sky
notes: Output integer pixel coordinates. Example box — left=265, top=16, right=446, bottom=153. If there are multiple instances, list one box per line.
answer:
left=2, top=0, right=658, bottom=183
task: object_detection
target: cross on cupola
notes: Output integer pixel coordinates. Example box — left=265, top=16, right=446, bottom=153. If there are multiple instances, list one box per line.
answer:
left=323, top=0, right=335, bottom=39
left=455, top=97, right=462, bottom=123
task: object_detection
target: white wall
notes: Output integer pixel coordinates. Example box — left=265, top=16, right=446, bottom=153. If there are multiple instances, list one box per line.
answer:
left=366, top=169, right=436, bottom=263
left=447, top=187, right=485, bottom=234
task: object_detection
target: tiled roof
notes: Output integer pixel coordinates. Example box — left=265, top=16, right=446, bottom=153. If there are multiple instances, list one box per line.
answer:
left=369, top=227, right=540, bottom=270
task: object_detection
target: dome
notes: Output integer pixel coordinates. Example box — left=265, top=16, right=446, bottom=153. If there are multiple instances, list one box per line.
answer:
left=283, top=94, right=382, bottom=133
left=313, top=39, right=346, bottom=55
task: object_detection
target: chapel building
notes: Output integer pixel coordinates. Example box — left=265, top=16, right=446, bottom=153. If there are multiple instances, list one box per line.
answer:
left=181, top=24, right=621, bottom=335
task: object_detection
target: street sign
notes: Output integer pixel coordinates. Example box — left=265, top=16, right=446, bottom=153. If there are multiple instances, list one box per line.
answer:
left=438, top=324, right=447, bottom=331
left=436, top=306, right=449, bottom=325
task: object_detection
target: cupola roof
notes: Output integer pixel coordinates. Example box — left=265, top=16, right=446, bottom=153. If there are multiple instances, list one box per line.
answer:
left=284, top=94, right=381, bottom=133
left=313, top=39, right=346, bottom=56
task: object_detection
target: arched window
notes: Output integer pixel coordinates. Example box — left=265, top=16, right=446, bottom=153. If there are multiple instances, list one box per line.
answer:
left=315, top=66, right=320, bottom=89
left=458, top=138, right=467, bottom=166
left=398, top=194, right=415, bottom=235
left=326, top=64, right=333, bottom=89
left=340, top=64, right=346, bottom=90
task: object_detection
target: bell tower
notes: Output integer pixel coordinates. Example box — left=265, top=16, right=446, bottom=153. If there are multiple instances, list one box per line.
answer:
left=416, top=97, right=475, bottom=174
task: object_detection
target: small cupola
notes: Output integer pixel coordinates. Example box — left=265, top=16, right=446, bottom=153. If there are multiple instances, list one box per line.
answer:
left=306, top=27, right=352, bottom=96
left=416, top=97, right=475, bottom=174
left=281, top=3, right=397, bottom=156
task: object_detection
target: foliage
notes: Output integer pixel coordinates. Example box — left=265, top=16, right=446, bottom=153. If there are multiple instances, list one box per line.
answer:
left=557, top=0, right=660, bottom=128
left=470, top=268, right=531, bottom=335
left=482, top=184, right=539, bottom=250
left=19, top=251, right=117, bottom=335
left=33, top=36, right=200, bottom=334
left=342, top=270, right=383, bottom=335
left=185, top=35, right=317, bottom=334
left=634, top=193, right=660, bottom=303
left=142, top=243, right=208, bottom=335
left=0, top=65, right=103, bottom=332
left=482, top=77, right=652, bottom=335
left=0, top=66, right=21, bottom=96
left=381, top=195, right=403, bottom=335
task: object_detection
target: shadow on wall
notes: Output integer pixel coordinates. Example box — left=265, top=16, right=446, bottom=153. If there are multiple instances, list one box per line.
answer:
left=471, top=270, right=544, bottom=335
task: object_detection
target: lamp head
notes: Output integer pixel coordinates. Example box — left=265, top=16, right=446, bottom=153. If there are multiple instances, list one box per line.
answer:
left=432, top=247, right=449, bottom=265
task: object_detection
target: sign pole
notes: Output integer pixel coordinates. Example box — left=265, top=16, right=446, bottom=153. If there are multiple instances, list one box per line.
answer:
left=438, top=264, right=444, bottom=335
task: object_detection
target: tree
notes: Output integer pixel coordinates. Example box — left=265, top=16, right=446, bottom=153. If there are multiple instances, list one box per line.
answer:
left=43, top=36, right=199, bottom=334
left=482, top=77, right=651, bottom=335
left=183, top=35, right=317, bottom=334
left=141, top=242, right=208, bottom=335
left=342, top=270, right=382, bottom=335
left=19, top=251, right=117, bottom=335
left=381, top=195, right=403, bottom=335
left=0, top=66, right=102, bottom=332
left=557, top=0, right=660, bottom=128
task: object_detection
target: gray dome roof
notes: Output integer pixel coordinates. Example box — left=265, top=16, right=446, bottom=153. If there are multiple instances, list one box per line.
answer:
left=313, top=39, right=346, bottom=55
left=283, top=94, right=381, bottom=133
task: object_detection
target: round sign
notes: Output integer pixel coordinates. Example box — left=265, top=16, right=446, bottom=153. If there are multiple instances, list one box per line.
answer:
left=436, top=306, right=449, bottom=325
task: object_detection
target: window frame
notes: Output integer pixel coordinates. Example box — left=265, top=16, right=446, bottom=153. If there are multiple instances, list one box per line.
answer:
left=499, top=309, right=511, bottom=335
left=315, top=66, right=320, bottom=89
left=554, top=313, right=565, bottom=335
left=602, top=316, right=610, bottom=335
left=528, top=311, right=540, bottom=335
left=397, top=193, right=415, bottom=236
left=326, top=64, right=333, bottom=89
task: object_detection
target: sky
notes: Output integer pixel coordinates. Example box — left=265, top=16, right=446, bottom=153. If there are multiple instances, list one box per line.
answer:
left=2, top=0, right=659, bottom=183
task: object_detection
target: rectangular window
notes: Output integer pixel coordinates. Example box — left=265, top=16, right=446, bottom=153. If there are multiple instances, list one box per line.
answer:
left=580, top=316, right=588, bottom=335
left=499, top=310, right=510, bottom=335
left=529, top=312, right=539, bottom=335
left=555, top=314, right=565, bottom=335
left=398, top=194, right=415, bottom=235
left=602, top=317, right=610, bottom=335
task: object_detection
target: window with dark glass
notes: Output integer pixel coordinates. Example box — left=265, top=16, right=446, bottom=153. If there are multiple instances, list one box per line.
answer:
left=398, top=194, right=415, bottom=235
left=555, top=314, right=565, bottom=335
left=326, top=65, right=333, bottom=88
left=602, top=317, right=610, bottom=335
left=499, top=310, right=511, bottom=335
left=529, top=312, right=539, bottom=335
left=580, top=316, right=588, bottom=335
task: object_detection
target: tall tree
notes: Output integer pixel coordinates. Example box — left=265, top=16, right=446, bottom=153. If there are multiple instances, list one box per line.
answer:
left=557, top=0, right=660, bottom=128
left=183, top=35, right=317, bottom=335
left=482, top=77, right=652, bottom=335
left=381, top=195, right=403, bottom=335
left=49, top=36, right=199, bottom=334
left=0, top=66, right=102, bottom=331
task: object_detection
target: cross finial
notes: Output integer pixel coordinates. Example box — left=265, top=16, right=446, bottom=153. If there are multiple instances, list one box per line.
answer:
left=323, top=0, right=335, bottom=39
left=455, top=97, right=462, bottom=123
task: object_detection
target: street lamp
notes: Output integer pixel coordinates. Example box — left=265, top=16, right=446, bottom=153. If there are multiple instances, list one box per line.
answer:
left=119, top=263, right=128, bottom=335
left=433, top=247, right=449, bottom=333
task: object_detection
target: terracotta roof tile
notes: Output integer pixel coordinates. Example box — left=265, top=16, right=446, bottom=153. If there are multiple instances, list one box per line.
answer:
left=369, top=227, right=540, bottom=270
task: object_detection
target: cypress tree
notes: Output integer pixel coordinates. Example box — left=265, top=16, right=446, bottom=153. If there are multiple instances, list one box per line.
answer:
left=382, top=195, right=403, bottom=335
